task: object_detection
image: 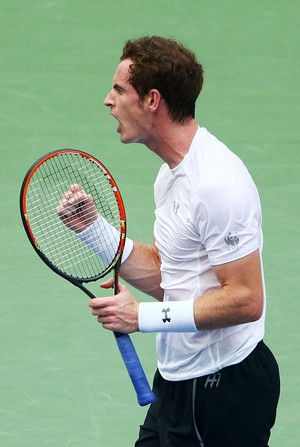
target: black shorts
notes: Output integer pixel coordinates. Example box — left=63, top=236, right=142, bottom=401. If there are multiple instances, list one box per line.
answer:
left=135, top=341, right=280, bottom=447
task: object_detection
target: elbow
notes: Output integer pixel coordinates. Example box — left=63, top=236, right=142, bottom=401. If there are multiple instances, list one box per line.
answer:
left=246, top=292, right=264, bottom=322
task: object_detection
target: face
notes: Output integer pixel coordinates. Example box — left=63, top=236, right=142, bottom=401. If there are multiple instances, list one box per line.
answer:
left=104, top=59, right=151, bottom=144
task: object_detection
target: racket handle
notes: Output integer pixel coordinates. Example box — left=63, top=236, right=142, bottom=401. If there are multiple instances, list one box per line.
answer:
left=114, top=332, right=156, bottom=406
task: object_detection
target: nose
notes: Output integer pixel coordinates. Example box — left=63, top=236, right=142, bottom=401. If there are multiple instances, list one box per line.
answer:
left=104, top=90, right=114, bottom=107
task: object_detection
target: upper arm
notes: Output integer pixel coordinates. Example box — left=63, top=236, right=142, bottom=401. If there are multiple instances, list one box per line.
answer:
left=194, top=249, right=264, bottom=329
left=212, top=249, right=264, bottom=321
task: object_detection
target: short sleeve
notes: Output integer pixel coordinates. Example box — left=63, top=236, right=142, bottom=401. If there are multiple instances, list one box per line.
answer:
left=192, top=175, right=261, bottom=265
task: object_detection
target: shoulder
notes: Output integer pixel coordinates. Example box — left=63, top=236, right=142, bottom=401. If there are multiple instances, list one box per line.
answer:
left=189, top=128, right=248, bottom=177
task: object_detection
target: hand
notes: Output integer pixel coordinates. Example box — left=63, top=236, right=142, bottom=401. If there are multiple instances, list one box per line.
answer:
left=56, top=184, right=98, bottom=233
left=89, top=279, right=139, bottom=334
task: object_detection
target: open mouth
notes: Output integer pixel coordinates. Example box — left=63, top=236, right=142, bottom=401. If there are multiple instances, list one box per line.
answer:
left=111, top=113, right=121, bottom=134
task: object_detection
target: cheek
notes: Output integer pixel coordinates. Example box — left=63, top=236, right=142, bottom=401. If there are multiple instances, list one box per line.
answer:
left=124, top=110, right=143, bottom=130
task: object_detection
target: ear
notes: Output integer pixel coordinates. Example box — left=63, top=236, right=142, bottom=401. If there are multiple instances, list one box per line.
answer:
left=147, top=89, right=162, bottom=112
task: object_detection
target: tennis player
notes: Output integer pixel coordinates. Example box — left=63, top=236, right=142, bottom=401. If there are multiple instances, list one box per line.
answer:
left=88, top=36, right=280, bottom=446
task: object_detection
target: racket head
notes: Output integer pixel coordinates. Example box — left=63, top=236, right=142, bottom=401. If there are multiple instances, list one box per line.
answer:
left=20, top=149, right=126, bottom=285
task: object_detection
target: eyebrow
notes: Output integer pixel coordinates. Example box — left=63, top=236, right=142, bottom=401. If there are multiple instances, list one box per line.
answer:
left=113, top=83, right=126, bottom=93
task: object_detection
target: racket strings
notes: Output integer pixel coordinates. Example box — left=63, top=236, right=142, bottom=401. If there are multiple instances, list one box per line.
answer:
left=25, top=153, right=122, bottom=279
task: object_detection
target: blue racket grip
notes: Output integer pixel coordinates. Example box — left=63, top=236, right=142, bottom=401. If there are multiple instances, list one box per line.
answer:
left=114, top=333, right=156, bottom=406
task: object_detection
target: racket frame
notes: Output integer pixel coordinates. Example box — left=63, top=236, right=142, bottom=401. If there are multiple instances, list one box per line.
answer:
left=20, top=149, right=126, bottom=291
left=19, top=149, right=156, bottom=406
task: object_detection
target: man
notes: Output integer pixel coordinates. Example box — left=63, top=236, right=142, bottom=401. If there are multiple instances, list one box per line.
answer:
left=58, top=36, right=280, bottom=446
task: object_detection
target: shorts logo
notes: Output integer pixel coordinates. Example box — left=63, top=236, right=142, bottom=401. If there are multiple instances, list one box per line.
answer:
left=224, top=231, right=239, bottom=247
left=204, top=372, right=221, bottom=388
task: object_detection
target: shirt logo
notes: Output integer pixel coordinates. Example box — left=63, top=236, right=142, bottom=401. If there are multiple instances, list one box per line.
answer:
left=173, top=201, right=180, bottom=215
left=224, top=231, right=239, bottom=247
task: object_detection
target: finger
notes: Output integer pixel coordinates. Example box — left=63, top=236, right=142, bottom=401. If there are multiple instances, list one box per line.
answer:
left=56, top=196, right=69, bottom=210
left=63, top=185, right=87, bottom=203
left=100, top=278, right=115, bottom=289
left=88, top=297, right=104, bottom=309
left=99, top=318, right=116, bottom=332
left=56, top=200, right=64, bottom=214
left=70, top=184, right=84, bottom=194
left=88, top=297, right=116, bottom=313
left=67, top=193, right=86, bottom=208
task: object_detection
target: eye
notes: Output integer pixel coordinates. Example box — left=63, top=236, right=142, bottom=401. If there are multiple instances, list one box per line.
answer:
left=114, top=84, right=125, bottom=95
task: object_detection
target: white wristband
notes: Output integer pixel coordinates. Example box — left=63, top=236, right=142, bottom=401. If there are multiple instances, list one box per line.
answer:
left=138, top=300, right=197, bottom=332
left=77, top=215, right=133, bottom=265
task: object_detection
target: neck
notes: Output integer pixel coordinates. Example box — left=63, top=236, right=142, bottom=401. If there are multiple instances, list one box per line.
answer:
left=145, top=119, right=198, bottom=169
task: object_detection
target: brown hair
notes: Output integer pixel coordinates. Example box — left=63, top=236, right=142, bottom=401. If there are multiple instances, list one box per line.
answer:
left=120, top=36, right=204, bottom=123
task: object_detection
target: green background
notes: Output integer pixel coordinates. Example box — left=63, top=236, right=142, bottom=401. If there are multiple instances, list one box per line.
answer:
left=1, top=1, right=299, bottom=445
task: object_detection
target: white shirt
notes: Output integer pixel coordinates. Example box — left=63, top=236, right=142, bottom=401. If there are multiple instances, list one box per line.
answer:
left=153, top=127, right=265, bottom=380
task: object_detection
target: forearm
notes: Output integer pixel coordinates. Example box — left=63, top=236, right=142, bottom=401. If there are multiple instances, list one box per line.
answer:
left=120, top=241, right=163, bottom=301
left=193, top=286, right=263, bottom=330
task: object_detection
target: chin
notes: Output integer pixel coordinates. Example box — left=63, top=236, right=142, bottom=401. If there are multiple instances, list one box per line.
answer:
left=120, top=134, right=129, bottom=144
left=120, top=133, right=135, bottom=144
left=119, top=129, right=143, bottom=145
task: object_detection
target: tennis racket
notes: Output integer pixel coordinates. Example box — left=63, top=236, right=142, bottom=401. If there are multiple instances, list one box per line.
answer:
left=19, top=148, right=155, bottom=406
